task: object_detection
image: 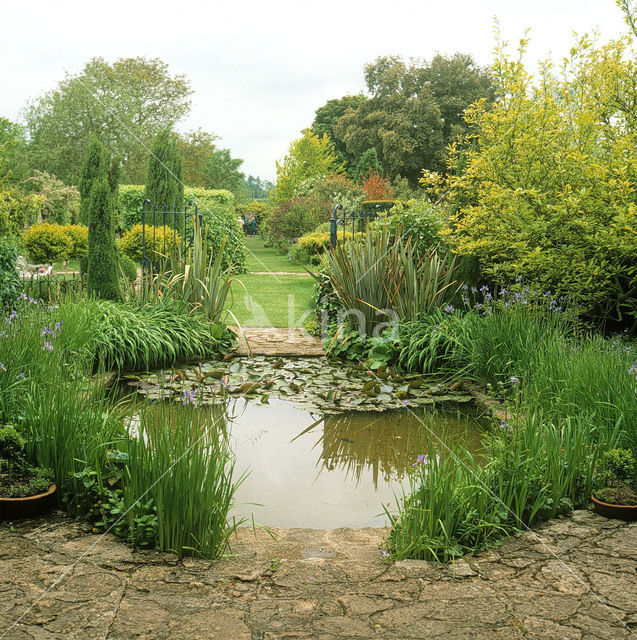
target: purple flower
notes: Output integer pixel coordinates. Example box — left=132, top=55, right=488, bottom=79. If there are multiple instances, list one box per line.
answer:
left=18, top=292, right=27, bottom=301
left=16, top=372, right=25, bottom=379
left=0, top=363, right=6, bottom=372
left=28, top=297, right=37, bottom=304
left=444, top=304, right=454, bottom=313
left=499, top=288, right=507, bottom=296
left=42, top=341, right=53, bottom=352
left=510, top=376, right=520, bottom=384
left=413, top=453, right=428, bottom=467
left=181, top=389, right=198, bottom=407
left=499, top=421, right=509, bottom=432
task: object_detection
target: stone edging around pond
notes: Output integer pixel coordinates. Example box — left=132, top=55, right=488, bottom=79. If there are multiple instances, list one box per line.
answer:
left=1, top=509, right=635, bottom=638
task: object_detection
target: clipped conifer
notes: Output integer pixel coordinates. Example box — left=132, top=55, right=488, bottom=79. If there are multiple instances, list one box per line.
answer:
left=87, top=175, right=120, bottom=301
left=78, top=137, right=108, bottom=225
left=145, top=127, right=184, bottom=210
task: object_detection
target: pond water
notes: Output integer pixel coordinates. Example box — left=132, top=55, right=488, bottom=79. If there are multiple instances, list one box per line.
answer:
left=120, top=356, right=489, bottom=529
left=226, top=398, right=485, bottom=529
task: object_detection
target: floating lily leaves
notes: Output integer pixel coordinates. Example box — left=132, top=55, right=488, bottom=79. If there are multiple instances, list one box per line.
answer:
left=127, top=356, right=475, bottom=414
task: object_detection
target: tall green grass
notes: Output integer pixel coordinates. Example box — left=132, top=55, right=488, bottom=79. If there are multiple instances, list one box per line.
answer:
left=524, top=334, right=637, bottom=451
left=121, top=402, right=245, bottom=558
left=1, top=296, right=243, bottom=559
left=387, top=413, right=619, bottom=561
left=323, top=228, right=459, bottom=335
left=87, top=298, right=232, bottom=371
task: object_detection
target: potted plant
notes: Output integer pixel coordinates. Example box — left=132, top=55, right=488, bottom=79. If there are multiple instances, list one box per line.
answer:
left=0, top=425, right=56, bottom=520
left=591, top=448, right=637, bottom=521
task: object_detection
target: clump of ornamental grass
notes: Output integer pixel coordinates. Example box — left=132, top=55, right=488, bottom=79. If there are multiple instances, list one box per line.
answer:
left=386, top=412, right=619, bottom=562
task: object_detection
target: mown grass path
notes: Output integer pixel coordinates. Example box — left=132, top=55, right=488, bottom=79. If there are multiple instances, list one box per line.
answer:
left=224, top=236, right=316, bottom=328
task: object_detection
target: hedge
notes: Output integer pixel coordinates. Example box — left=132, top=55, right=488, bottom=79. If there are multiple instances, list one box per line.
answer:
left=117, top=185, right=245, bottom=273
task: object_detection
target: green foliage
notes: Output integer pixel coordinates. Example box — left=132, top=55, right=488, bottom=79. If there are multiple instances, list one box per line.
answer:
left=87, top=175, right=120, bottom=301
left=430, top=35, right=637, bottom=330
left=206, top=148, right=248, bottom=201
left=0, top=425, right=25, bottom=464
left=387, top=412, right=616, bottom=561
left=121, top=403, right=244, bottom=557
left=236, top=201, right=273, bottom=231
left=353, top=147, right=383, bottom=181
left=0, top=236, right=20, bottom=307
left=88, top=298, right=233, bottom=372
left=0, top=189, right=43, bottom=237
left=332, top=54, right=493, bottom=184
left=0, top=117, right=28, bottom=186
left=25, top=171, right=79, bottom=225
left=245, top=175, right=274, bottom=199
left=294, top=174, right=365, bottom=212
left=61, top=224, right=88, bottom=260
left=311, top=94, right=367, bottom=169
left=370, top=199, right=445, bottom=255
left=117, top=185, right=245, bottom=274
left=275, top=129, right=344, bottom=202
left=265, top=196, right=331, bottom=243
left=323, top=228, right=460, bottom=335
left=186, top=187, right=245, bottom=273
left=177, top=128, right=218, bottom=187
left=117, top=185, right=148, bottom=231
left=79, top=137, right=109, bottom=226
left=162, top=220, right=234, bottom=323
left=145, top=127, right=184, bottom=211
left=22, top=223, right=73, bottom=264
left=118, top=224, right=181, bottom=264
left=25, top=56, right=192, bottom=184
left=118, top=253, right=138, bottom=282
left=598, top=448, right=636, bottom=486
left=290, top=231, right=348, bottom=265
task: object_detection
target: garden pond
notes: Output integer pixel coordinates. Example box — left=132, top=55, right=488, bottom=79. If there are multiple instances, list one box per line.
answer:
left=122, top=356, right=490, bottom=528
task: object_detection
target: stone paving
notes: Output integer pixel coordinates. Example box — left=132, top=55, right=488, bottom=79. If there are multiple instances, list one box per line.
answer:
left=0, top=509, right=636, bottom=639
left=229, top=327, right=325, bottom=356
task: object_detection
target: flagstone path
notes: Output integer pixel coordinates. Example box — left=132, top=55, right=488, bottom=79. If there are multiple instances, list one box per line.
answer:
left=0, top=509, right=636, bottom=639
left=230, top=327, right=325, bottom=356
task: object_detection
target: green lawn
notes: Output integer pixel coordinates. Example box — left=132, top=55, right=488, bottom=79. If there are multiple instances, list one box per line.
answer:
left=221, top=237, right=316, bottom=327
left=242, top=236, right=309, bottom=273
left=223, top=273, right=315, bottom=327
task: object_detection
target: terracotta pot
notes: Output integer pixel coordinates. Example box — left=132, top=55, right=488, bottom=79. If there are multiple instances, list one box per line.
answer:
left=0, top=484, right=57, bottom=520
left=591, top=494, right=637, bottom=521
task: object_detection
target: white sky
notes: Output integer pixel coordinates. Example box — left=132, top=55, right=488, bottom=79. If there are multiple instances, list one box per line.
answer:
left=0, top=0, right=628, bottom=181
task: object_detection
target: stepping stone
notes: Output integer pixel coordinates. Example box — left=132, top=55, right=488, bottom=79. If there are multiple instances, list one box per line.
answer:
left=229, top=327, right=324, bottom=356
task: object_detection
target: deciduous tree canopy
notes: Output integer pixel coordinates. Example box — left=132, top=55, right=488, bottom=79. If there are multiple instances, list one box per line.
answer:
left=25, top=57, right=192, bottom=185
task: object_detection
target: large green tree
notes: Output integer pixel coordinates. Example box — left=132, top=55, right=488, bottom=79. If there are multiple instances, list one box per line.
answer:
left=331, top=55, right=493, bottom=184
left=25, top=57, right=192, bottom=185
left=206, top=148, right=248, bottom=201
left=0, top=118, right=28, bottom=186
left=275, top=129, right=343, bottom=202
left=177, top=128, right=218, bottom=187
left=311, top=94, right=366, bottom=169
left=145, top=127, right=184, bottom=211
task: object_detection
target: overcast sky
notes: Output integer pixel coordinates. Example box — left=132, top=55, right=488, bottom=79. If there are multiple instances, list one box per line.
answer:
left=0, top=0, right=628, bottom=181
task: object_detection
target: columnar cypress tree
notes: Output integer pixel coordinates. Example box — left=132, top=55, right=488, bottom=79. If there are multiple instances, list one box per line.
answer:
left=87, top=175, right=120, bottom=301
left=78, top=137, right=108, bottom=225
left=145, top=127, right=184, bottom=210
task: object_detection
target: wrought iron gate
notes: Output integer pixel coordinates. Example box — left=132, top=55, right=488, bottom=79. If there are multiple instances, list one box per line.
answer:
left=140, top=199, right=201, bottom=277
left=329, top=204, right=384, bottom=248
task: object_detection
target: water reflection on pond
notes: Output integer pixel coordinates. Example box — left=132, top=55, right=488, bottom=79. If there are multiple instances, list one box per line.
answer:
left=226, top=399, right=486, bottom=529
